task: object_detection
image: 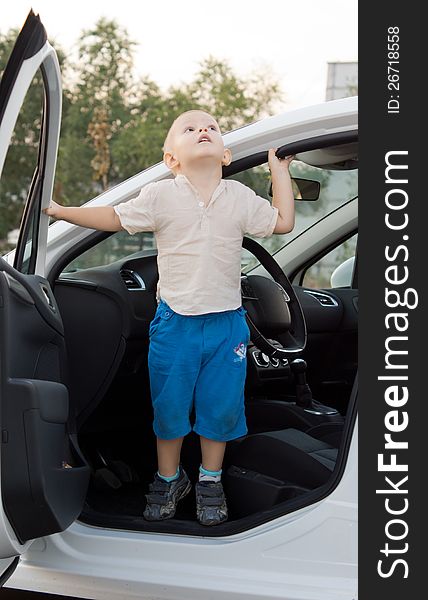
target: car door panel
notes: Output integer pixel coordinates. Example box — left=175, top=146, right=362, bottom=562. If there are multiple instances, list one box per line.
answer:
left=0, top=263, right=90, bottom=545
left=0, top=11, right=90, bottom=579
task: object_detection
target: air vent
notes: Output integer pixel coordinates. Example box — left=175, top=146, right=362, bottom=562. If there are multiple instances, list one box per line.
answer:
left=303, top=290, right=338, bottom=307
left=120, top=269, right=145, bottom=291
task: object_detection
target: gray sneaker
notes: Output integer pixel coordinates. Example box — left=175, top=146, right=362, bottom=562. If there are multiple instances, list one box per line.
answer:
left=195, top=480, right=228, bottom=526
left=143, top=467, right=191, bottom=521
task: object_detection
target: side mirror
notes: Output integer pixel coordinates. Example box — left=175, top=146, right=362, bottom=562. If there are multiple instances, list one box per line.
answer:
left=330, top=256, right=355, bottom=288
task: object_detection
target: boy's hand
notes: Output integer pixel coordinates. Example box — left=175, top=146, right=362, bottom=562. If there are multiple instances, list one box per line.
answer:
left=268, top=148, right=295, bottom=173
left=42, top=199, right=62, bottom=219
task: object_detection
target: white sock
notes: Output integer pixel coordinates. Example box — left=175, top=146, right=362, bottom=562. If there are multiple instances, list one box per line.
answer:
left=199, top=465, right=222, bottom=483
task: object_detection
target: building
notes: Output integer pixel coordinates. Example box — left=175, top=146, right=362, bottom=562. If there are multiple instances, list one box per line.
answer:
left=326, top=61, right=358, bottom=101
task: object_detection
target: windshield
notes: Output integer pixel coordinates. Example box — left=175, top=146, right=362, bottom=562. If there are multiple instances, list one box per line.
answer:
left=226, top=160, right=358, bottom=272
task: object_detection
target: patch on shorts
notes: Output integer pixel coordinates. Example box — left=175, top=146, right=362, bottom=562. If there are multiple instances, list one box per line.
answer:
left=233, top=342, right=247, bottom=362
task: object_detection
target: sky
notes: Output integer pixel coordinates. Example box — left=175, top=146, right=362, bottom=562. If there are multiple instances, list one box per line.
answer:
left=2, top=1, right=358, bottom=110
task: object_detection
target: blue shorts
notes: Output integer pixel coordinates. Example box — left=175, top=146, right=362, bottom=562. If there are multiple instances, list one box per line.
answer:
left=147, top=298, right=250, bottom=442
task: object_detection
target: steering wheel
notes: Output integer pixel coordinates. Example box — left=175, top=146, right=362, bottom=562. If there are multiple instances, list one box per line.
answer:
left=241, top=236, right=307, bottom=360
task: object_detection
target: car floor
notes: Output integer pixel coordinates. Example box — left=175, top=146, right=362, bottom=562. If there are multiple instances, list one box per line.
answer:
left=75, top=374, right=348, bottom=531
left=77, top=427, right=285, bottom=537
left=80, top=430, right=205, bottom=522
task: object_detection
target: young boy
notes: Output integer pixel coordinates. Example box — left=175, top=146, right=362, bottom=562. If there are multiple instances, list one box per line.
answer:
left=43, top=109, right=295, bottom=526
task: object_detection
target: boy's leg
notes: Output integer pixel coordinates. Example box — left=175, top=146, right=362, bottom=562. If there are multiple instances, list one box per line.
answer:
left=144, top=435, right=191, bottom=521
left=200, top=436, right=226, bottom=472
left=196, top=435, right=228, bottom=526
left=157, top=436, right=184, bottom=477
left=193, top=307, right=250, bottom=526
left=145, top=300, right=202, bottom=521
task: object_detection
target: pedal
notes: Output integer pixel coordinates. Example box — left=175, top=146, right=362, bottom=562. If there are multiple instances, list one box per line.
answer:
left=93, top=467, right=122, bottom=490
left=109, top=459, right=140, bottom=483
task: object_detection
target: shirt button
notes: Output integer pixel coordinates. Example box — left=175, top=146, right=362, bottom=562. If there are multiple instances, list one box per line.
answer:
left=198, top=201, right=204, bottom=207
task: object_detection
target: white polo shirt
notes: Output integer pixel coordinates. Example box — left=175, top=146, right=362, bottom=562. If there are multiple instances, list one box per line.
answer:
left=113, top=174, right=279, bottom=315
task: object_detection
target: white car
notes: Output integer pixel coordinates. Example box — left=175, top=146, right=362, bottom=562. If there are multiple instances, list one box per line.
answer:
left=0, top=11, right=358, bottom=600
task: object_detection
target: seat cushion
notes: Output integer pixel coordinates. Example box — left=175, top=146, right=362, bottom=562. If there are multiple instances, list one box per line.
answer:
left=262, top=428, right=338, bottom=471
left=227, top=428, right=338, bottom=489
left=304, top=422, right=344, bottom=449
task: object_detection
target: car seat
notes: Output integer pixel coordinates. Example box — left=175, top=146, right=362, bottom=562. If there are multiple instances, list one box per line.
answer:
left=224, top=428, right=338, bottom=517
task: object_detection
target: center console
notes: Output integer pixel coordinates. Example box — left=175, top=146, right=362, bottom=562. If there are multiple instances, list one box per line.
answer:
left=245, top=340, right=344, bottom=434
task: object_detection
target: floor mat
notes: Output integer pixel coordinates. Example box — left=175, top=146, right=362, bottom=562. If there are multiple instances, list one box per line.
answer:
left=85, top=477, right=198, bottom=521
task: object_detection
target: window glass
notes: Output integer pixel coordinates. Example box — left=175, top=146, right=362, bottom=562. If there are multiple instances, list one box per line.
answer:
left=303, top=233, right=357, bottom=289
left=228, top=160, right=358, bottom=273
left=63, top=230, right=156, bottom=273
left=0, top=68, right=44, bottom=271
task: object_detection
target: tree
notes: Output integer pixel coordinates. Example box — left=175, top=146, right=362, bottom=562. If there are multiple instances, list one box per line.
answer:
left=55, top=18, right=139, bottom=204
left=111, top=56, right=284, bottom=181
left=1, top=19, right=286, bottom=247
left=88, top=105, right=112, bottom=191
left=175, top=56, right=283, bottom=131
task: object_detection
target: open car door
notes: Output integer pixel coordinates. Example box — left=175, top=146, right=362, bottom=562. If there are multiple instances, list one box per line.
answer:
left=0, top=11, right=90, bottom=584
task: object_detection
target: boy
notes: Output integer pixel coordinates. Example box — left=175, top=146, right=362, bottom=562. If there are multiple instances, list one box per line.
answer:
left=43, top=109, right=295, bottom=526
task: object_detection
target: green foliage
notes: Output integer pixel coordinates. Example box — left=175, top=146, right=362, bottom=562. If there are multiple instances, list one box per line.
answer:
left=168, top=56, right=283, bottom=132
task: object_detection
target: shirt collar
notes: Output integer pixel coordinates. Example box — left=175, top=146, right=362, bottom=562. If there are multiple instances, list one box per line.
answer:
left=175, top=173, right=226, bottom=197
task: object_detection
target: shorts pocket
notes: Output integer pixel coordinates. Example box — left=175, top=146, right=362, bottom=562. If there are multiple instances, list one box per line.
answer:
left=149, top=312, right=162, bottom=337
left=149, top=305, right=176, bottom=337
left=242, top=318, right=251, bottom=345
left=236, top=306, right=250, bottom=344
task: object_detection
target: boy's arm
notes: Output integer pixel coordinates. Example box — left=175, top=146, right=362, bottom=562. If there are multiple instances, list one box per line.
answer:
left=268, top=148, right=295, bottom=234
left=43, top=200, right=123, bottom=232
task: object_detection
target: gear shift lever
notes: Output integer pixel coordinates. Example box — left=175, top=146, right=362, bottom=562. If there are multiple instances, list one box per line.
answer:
left=289, top=358, right=313, bottom=408
left=290, top=358, right=339, bottom=415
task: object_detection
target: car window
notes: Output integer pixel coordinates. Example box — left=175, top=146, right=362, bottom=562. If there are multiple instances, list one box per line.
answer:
left=63, top=230, right=156, bottom=272
left=302, top=233, right=357, bottom=289
left=0, top=67, right=44, bottom=271
left=227, top=161, right=358, bottom=273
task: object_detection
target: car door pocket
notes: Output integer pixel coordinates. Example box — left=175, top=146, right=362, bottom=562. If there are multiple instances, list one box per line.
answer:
left=2, top=378, right=90, bottom=544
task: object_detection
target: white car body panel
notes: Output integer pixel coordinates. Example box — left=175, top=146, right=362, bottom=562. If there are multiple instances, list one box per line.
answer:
left=331, top=257, right=356, bottom=288
left=8, top=421, right=357, bottom=600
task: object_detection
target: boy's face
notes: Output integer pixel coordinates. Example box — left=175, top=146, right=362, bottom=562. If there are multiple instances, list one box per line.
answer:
left=163, top=111, right=231, bottom=173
